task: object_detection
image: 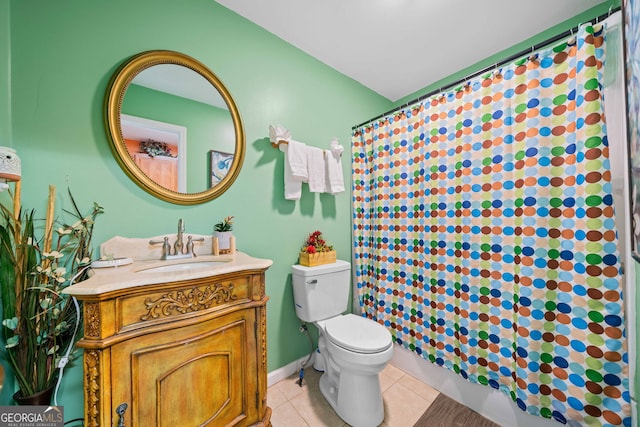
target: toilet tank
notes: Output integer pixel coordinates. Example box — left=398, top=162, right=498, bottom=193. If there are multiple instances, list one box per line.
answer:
left=291, top=260, right=351, bottom=322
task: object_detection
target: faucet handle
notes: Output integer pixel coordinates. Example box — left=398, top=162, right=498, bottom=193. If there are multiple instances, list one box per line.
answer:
left=186, top=236, right=194, bottom=256
left=149, top=237, right=172, bottom=257
left=185, top=236, right=205, bottom=256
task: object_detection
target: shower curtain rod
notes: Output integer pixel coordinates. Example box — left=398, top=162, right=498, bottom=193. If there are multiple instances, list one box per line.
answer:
left=352, top=6, right=621, bottom=130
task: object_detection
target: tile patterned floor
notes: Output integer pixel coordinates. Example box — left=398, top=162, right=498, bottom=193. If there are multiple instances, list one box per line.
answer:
left=268, top=363, right=440, bottom=427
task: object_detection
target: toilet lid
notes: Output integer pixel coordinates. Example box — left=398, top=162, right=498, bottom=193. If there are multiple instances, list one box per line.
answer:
left=324, top=314, right=392, bottom=354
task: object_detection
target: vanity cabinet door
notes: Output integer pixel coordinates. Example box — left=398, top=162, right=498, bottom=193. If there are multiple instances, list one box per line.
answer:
left=110, top=308, right=259, bottom=427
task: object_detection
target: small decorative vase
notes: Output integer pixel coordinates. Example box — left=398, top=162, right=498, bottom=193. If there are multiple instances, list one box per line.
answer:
left=215, top=231, right=233, bottom=251
left=13, top=386, right=54, bottom=406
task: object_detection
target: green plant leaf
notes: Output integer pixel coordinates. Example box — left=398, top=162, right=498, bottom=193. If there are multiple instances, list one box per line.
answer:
left=2, top=317, right=17, bottom=330
left=5, top=335, right=18, bottom=349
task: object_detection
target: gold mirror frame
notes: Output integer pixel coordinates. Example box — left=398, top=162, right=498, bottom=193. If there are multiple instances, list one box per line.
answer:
left=105, top=50, right=245, bottom=205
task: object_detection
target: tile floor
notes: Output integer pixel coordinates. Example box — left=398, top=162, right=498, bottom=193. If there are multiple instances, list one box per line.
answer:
left=268, top=362, right=440, bottom=427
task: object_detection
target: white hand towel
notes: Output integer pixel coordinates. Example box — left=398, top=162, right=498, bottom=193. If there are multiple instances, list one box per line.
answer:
left=326, top=138, right=344, bottom=194
left=268, top=124, right=291, bottom=144
left=306, top=146, right=326, bottom=193
left=280, top=143, right=303, bottom=200
left=330, top=138, right=344, bottom=157
left=287, top=140, right=308, bottom=180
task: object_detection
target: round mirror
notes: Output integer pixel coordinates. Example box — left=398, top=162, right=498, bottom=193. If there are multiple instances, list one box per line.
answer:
left=105, top=50, right=245, bottom=205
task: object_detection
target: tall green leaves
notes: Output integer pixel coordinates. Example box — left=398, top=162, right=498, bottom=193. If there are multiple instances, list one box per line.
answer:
left=0, top=190, right=103, bottom=396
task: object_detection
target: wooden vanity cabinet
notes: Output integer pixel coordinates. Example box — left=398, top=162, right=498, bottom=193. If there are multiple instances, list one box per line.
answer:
left=73, top=268, right=271, bottom=427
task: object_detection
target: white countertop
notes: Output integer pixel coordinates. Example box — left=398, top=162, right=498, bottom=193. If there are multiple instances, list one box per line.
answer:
left=63, top=251, right=273, bottom=296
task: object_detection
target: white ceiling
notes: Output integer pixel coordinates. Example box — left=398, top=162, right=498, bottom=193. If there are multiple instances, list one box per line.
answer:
left=132, top=64, right=227, bottom=108
left=217, top=0, right=606, bottom=101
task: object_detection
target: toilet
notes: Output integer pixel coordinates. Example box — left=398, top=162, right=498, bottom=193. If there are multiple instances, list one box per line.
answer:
left=292, top=260, right=393, bottom=427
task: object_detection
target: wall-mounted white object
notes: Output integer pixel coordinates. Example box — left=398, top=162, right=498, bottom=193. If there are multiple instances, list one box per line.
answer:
left=0, top=146, right=21, bottom=192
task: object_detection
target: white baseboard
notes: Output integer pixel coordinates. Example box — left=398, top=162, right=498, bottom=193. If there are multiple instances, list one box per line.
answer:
left=267, top=352, right=315, bottom=388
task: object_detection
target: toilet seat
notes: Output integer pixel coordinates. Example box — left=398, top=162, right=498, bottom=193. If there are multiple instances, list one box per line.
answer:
left=323, top=314, right=392, bottom=354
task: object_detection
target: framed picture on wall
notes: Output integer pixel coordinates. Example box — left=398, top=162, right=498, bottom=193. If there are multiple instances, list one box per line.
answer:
left=624, top=0, right=640, bottom=261
left=210, top=150, right=234, bottom=187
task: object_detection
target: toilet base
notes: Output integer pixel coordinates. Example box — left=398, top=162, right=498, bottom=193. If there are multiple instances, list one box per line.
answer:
left=319, top=369, right=384, bottom=427
left=313, top=348, right=325, bottom=372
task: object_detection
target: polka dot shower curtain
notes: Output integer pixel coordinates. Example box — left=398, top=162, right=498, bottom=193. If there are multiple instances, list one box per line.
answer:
left=351, top=24, right=630, bottom=427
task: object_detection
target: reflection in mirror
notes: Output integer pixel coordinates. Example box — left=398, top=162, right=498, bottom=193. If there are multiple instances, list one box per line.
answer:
left=121, top=114, right=187, bottom=192
left=105, top=50, right=244, bottom=205
left=123, top=65, right=236, bottom=192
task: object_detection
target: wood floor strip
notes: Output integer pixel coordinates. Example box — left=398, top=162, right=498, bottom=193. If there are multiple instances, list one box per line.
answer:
left=413, top=393, right=500, bottom=427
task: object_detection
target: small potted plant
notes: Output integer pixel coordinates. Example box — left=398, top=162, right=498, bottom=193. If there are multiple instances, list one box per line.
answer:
left=214, top=216, right=234, bottom=253
left=299, top=230, right=336, bottom=266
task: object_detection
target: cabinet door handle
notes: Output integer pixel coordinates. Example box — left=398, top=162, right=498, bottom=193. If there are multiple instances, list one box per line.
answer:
left=306, top=279, right=318, bottom=284
left=116, top=403, right=128, bottom=427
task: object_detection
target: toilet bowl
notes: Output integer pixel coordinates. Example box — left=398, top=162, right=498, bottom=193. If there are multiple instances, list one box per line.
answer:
left=315, top=314, right=393, bottom=427
left=292, top=261, right=393, bottom=427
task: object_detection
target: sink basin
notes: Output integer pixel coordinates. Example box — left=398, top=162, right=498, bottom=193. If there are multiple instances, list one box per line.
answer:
left=137, top=260, right=229, bottom=273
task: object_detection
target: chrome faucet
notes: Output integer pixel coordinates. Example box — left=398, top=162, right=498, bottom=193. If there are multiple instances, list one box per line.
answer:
left=174, top=218, right=185, bottom=255
left=150, top=219, right=204, bottom=260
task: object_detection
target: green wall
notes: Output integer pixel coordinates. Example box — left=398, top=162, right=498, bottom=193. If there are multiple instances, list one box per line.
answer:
left=4, top=0, right=636, bottom=422
left=5, top=0, right=391, bottom=420
left=0, top=0, right=15, bottom=407
left=0, top=0, right=9, bottom=148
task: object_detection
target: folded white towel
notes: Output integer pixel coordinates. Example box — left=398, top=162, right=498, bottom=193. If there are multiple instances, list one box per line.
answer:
left=306, top=146, right=326, bottom=193
left=268, top=124, right=291, bottom=144
left=326, top=138, right=344, bottom=194
left=330, top=138, right=344, bottom=157
left=280, top=143, right=303, bottom=200
left=287, top=140, right=308, bottom=180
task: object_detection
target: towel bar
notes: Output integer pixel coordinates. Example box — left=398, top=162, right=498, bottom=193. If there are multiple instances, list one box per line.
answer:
left=271, top=139, right=341, bottom=158
left=271, top=139, right=289, bottom=148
